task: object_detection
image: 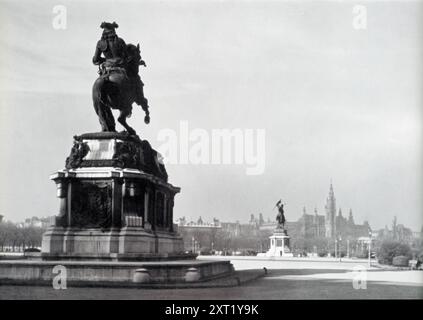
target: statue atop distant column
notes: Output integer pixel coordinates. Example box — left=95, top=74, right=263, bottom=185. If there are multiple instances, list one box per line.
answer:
left=263, top=199, right=292, bottom=257
left=275, top=199, right=286, bottom=229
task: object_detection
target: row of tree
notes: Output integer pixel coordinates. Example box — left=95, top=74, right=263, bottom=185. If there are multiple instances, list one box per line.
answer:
left=187, top=228, right=369, bottom=257
left=189, top=226, right=423, bottom=260
left=0, top=221, right=45, bottom=251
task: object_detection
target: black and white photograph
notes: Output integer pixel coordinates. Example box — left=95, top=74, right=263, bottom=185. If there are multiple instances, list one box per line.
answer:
left=0, top=0, right=422, bottom=308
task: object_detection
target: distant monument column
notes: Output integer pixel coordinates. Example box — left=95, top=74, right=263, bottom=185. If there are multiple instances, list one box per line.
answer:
left=265, top=200, right=293, bottom=257
left=266, top=228, right=293, bottom=257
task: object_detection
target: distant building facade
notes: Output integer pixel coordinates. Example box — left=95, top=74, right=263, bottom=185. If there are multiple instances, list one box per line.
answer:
left=297, top=207, right=326, bottom=238
left=176, top=183, right=375, bottom=253
left=177, top=216, right=221, bottom=252
left=17, top=216, right=52, bottom=229
left=258, top=183, right=371, bottom=241
left=376, top=216, right=418, bottom=245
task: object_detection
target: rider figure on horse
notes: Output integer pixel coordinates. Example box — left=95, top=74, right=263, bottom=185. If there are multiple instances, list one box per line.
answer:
left=92, top=22, right=150, bottom=122
left=92, top=22, right=127, bottom=71
left=275, top=200, right=286, bottom=230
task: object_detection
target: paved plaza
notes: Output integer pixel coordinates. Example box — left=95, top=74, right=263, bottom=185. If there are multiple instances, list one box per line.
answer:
left=0, top=256, right=421, bottom=300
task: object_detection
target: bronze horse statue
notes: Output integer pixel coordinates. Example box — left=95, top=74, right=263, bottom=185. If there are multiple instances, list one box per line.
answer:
left=92, top=43, right=150, bottom=136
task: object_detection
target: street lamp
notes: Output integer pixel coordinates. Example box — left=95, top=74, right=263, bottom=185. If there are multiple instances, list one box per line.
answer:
left=347, top=239, right=350, bottom=259
left=368, top=231, right=372, bottom=268
left=339, top=236, right=342, bottom=262
left=334, top=238, right=337, bottom=259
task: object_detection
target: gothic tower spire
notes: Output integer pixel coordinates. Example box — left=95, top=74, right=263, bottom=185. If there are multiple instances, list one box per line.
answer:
left=348, top=208, right=354, bottom=224
left=325, top=181, right=336, bottom=238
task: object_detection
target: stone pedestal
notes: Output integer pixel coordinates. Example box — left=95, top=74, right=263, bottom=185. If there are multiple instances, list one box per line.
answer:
left=1, top=131, right=235, bottom=284
left=265, top=228, right=293, bottom=257
left=41, top=132, right=187, bottom=261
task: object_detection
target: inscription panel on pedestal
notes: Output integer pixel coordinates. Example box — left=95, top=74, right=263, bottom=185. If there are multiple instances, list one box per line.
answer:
left=83, top=139, right=116, bottom=160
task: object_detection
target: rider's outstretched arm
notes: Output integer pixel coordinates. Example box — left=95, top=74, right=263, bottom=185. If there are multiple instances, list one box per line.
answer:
left=92, top=41, right=105, bottom=65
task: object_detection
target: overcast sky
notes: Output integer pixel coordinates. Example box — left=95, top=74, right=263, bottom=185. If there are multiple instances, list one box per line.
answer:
left=0, top=0, right=422, bottom=231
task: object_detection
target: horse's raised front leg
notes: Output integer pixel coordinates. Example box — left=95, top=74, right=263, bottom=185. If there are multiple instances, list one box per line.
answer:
left=133, top=77, right=150, bottom=124
left=118, top=108, right=136, bottom=136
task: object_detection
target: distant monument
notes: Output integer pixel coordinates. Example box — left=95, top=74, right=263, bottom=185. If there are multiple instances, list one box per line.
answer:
left=275, top=199, right=286, bottom=229
left=0, top=22, right=234, bottom=286
left=265, top=199, right=293, bottom=257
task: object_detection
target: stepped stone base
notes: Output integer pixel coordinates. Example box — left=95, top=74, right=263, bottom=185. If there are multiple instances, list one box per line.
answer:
left=265, top=228, right=294, bottom=257
left=0, top=259, right=234, bottom=285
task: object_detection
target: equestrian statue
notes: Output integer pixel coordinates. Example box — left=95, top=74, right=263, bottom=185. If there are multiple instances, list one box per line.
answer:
left=92, top=22, right=150, bottom=135
left=274, top=199, right=286, bottom=229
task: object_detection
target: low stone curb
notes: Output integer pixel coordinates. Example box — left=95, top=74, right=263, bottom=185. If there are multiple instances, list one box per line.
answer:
left=0, top=269, right=265, bottom=289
